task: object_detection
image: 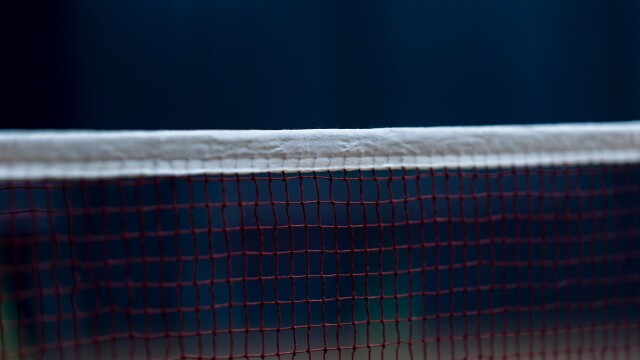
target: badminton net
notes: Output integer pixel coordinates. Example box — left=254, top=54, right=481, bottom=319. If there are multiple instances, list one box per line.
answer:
left=0, top=123, right=639, bottom=359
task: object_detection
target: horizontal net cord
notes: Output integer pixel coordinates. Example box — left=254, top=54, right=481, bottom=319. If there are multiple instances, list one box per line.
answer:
left=1, top=121, right=640, bottom=180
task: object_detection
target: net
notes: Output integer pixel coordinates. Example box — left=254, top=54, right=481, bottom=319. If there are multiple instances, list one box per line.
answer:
left=1, top=123, right=640, bottom=359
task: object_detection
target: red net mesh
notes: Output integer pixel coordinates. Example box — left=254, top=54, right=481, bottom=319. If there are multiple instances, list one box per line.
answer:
left=1, top=165, right=639, bottom=359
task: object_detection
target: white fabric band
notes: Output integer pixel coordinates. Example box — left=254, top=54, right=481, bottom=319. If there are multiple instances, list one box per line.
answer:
left=1, top=122, right=640, bottom=180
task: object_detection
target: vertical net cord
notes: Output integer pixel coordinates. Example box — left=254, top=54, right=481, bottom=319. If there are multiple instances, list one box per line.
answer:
left=358, top=169, right=373, bottom=359
left=44, top=180, right=65, bottom=359
left=610, top=164, right=622, bottom=358
left=343, top=170, right=357, bottom=360
left=547, top=166, right=554, bottom=358
left=415, top=169, right=427, bottom=359
left=186, top=176, right=203, bottom=357
left=386, top=169, right=401, bottom=360
left=443, top=167, right=456, bottom=360
left=299, top=172, right=312, bottom=359
left=118, top=180, right=136, bottom=360
left=153, top=177, right=172, bottom=359
left=458, top=166, right=470, bottom=359
left=169, top=178, right=183, bottom=357
left=429, top=167, right=441, bottom=360
left=513, top=168, right=528, bottom=358
left=471, top=167, right=484, bottom=360
left=7, top=181, right=24, bottom=359
left=234, top=174, right=249, bottom=359
left=98, top=179, right=117, bottom=359
left=312, top=171, right=328, bottom=357
left=373, top=169, right=386, bottom=360
left=134, top=177, right=152, bottom=358
left=484, top=164, right=496, bottom=359
left=525, top=166, right=536, bottom=360
left=511, top=167, right=521, bottom=358
left=568, top=168, right=584, bottom=357
left=535, top=165, right=547, bottom=360
left=80, top=181, right=101, bottom=360
left=203, top=174, right=218, bottom=358
left=401, top=168, right=415, bottom=360
left=496, top=167, right=508, bottom=360
left=586, top=165, right=598, bottom=360
left=250, top=173, right=265, bottom=359
left=220, top=174, right=234, bottom=358
left=281, top=172, right=296, bottom=357
left=512, top=167, right=522, bottom=360
left=0, top=225, right=4, bottom=360
left=630, top=164, right=640, bottom=354
left=266, top=172, right=279, bottom=357
left=28, top=181, right=48, bottom=358
left=600, top=164, right=617, bottom=356
left=619, top=164, right=633, bottom=358
left=328, top=171, right=341, bottom=357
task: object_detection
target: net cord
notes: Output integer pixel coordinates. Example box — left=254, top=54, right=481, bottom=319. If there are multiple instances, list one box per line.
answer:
left=0, top=122, right=639, bottom=180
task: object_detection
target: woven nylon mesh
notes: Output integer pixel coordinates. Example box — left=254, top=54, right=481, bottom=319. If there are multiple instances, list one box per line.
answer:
left=1, top=165, right=640, bottom=359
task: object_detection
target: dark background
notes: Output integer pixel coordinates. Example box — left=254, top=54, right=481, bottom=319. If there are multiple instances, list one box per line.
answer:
left=2, top=1, right=640, bottom=130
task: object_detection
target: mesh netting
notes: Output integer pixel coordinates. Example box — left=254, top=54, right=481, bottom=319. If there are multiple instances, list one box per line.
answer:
left=1, top=165, right=640, bottom=359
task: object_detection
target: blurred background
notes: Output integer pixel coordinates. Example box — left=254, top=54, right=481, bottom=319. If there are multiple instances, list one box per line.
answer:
left=3, top=1, right=640, bottom=130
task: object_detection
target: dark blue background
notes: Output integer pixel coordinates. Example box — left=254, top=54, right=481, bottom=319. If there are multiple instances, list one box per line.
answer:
left=3, top=1, right=640, bottom=130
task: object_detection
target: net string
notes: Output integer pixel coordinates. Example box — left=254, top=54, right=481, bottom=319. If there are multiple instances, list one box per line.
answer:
left=0, top=165, right=639, bottom=358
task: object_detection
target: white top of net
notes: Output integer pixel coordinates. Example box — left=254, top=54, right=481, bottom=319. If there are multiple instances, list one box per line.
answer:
left=1, top=122, right=640, bottom=180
